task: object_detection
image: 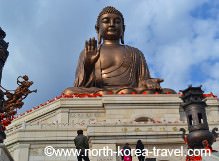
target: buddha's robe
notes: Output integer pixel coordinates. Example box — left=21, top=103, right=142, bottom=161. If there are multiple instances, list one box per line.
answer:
left=69, top=45, right=150, bottom=93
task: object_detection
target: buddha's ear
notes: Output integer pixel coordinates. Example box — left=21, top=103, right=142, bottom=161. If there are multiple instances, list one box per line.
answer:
left=121, top=25, right=125, bottom=44
left=95, top=25, right=102, bottom=44
left=95, top=25, right=99, bottom=33
left=121, top=32, right=124, bottom=44
left=97, top=33, right=102, bottom=45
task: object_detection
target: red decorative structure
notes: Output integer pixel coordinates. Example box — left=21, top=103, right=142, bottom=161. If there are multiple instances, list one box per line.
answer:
left=0, top=75, right=36, bottom=142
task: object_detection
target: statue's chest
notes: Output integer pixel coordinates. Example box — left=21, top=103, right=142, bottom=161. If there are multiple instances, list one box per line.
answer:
left=99, top=47, right=126, bottom=70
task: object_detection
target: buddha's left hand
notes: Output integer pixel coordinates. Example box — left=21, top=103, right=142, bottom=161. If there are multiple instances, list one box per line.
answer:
left=143, top=78, right=164, bottom=90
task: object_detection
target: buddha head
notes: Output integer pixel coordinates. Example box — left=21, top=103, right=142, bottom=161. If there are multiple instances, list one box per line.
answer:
left=95, top=6, right=125, bottom=44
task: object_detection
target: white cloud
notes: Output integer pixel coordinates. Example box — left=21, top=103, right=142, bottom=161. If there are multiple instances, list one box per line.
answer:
left=122, top=0, right=219, bottom=94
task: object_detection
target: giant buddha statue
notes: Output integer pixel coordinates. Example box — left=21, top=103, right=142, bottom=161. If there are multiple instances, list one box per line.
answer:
left=64, top=6, right=175, bottom=95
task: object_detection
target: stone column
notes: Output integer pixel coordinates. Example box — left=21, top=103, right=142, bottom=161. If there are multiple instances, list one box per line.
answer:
left=13, top=144, right=30, bottom=161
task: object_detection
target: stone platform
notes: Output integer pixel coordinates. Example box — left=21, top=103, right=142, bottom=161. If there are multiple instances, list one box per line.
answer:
left=0, top=144, right=14, bottom=161
left=4, top=94, right=219, bottom=161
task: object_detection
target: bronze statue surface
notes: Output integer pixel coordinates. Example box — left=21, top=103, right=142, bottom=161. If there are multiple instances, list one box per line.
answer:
left=64, top=6, right=175, bottom=95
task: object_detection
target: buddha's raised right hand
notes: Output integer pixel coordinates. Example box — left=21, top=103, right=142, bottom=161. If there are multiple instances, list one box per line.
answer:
left=84, top=37, right=99, bottom=65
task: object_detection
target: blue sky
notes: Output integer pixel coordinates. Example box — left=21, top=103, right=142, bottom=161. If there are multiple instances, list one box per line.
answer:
left=0, top=0, right=219, bottom=113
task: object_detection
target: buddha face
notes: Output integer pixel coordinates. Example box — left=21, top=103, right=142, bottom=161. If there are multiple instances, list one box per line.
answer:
left=98, top=13, right=123, bottom=41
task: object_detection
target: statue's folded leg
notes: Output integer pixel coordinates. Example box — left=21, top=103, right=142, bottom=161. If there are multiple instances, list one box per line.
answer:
left=63, top=87, right=176, bottom=95
left=63, top=87, right=102, bottom=95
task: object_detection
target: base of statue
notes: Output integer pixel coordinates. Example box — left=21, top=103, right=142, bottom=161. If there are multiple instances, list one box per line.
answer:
left=0, top=143, right=14, bottom=161
left=4, top=94, right=219, bottom=161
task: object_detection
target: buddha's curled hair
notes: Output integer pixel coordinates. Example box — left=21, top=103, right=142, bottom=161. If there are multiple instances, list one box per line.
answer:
left=96, top=6, right=125, bottom=29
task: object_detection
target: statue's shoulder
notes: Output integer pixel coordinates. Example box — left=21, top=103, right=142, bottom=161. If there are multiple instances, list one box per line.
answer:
left=124, top=45, right=144, bottom=55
